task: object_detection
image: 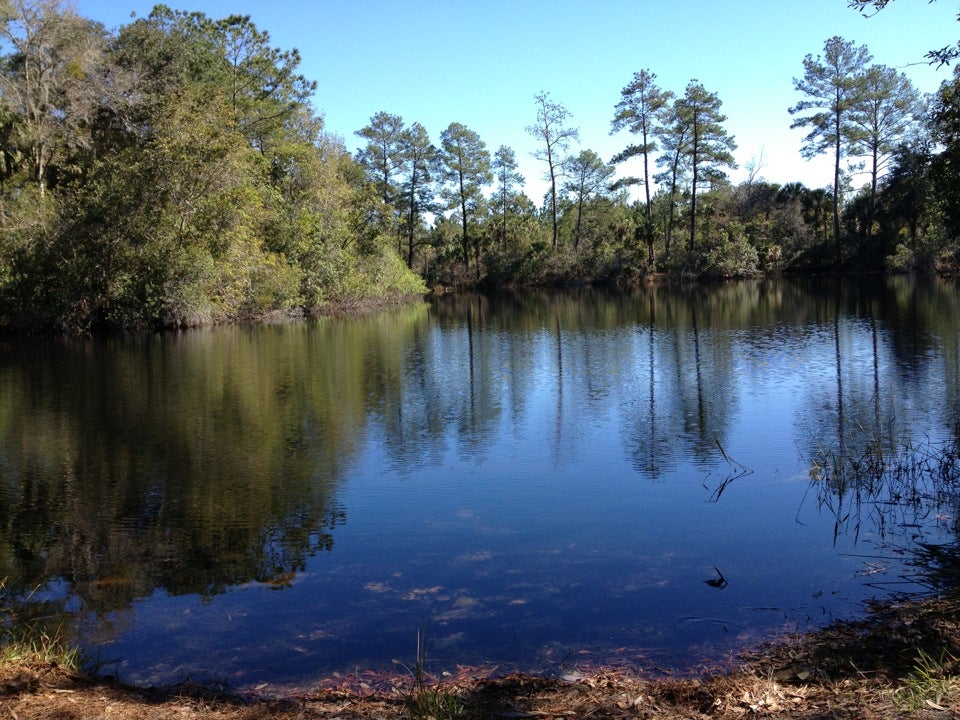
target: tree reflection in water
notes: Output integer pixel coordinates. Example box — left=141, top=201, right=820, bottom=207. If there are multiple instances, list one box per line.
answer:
left=2, top=278, right=960, bottom=685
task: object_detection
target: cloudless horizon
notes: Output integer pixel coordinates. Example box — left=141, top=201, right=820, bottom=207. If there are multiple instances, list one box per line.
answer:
left=76, top=0, right=958, bottom=204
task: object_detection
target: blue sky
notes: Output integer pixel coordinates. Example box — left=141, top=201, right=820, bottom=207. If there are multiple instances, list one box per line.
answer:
left=76, top=0, right=958, bottom=202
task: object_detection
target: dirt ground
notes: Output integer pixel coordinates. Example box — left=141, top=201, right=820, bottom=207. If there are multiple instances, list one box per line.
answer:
left=3, top=594, right=960, bottom=719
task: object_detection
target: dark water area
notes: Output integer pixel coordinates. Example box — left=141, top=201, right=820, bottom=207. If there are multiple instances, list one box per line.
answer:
left=2, top=277, right=960, bottom=690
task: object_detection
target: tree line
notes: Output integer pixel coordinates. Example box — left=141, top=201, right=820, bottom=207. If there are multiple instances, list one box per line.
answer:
left=0, top=0, right=956, bottom=333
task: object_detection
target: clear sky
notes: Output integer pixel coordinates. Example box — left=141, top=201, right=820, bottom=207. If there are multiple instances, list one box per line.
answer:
left=75, top=0, right=958, bottom=203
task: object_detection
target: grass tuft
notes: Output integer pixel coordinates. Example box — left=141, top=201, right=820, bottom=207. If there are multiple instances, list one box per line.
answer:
left=405, top=685, right=466, bottom=720
left=395, top=625, right=466, bottom=720
left=0, top=578, right=86, bottom=672
left=893, top=647, right=959, bottom=712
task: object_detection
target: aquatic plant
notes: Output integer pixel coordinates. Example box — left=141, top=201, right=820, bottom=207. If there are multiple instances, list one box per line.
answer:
left=806, top=430, right=960, bottom=546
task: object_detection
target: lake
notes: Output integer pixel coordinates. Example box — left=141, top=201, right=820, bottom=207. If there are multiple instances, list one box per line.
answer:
left=2, top=277, right=959, bottom=692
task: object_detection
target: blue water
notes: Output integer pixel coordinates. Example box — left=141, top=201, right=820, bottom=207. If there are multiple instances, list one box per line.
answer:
left=2, top=279, right=958, bottom=690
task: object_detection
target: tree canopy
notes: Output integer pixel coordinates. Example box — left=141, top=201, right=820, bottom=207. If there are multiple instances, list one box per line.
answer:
left=0, top=0, right=957, bottom=334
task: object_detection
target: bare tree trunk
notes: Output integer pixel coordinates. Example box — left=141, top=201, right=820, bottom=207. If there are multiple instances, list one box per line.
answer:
left=548, top=160, right=559, bottom=249
left=833, top=116, right=842, bottom=264
left=460, top=173, right=470, bottom=272
left=688, top=125, right=700, bottom=253
left=867, top=143, right=878, bottom=248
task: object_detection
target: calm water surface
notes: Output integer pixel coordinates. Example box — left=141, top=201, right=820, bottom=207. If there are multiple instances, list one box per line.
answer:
left=2, top=277, right=960, bottom=690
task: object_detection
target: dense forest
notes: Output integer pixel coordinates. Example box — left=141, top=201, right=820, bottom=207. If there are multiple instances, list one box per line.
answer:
left=0, top=0, right=957, bottom=333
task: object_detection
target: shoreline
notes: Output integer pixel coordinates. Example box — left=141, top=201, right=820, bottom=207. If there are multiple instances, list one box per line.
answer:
left=3, top=592, right=959, bottom=718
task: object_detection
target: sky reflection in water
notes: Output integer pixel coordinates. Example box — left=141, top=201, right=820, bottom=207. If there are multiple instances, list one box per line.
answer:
left=1, top=278, right=958, bottom=689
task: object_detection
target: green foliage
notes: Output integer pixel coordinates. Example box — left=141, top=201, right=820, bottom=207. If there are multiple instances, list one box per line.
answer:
left=355, top=111, right=407, bottom=210
left=932, top=68, right=960, bottom=247
left=674, top=81, right=737, bottom=252
left=0, top=0, right=112, bottom=195
left=491, top=144, right=525, bottom=246
left=397, top=122, right=439, bottom=270
left=0, top=2, right=422, bottom=332
left=700, top=230, right=761, bottom=278
left=313, top=243, right=426, bottom=306
left=611, top=69, right=673, bottom=220
left=563, top=149, right=616, bottom=249
left=527, top=92, right=579, bottom=249
left=790, top=36, right=877, bottom=256
left=440, top=121, right=492, bottom=271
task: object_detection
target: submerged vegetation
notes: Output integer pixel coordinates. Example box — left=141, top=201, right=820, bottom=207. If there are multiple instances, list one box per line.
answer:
left=0, top=1, right=956, bottom=332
